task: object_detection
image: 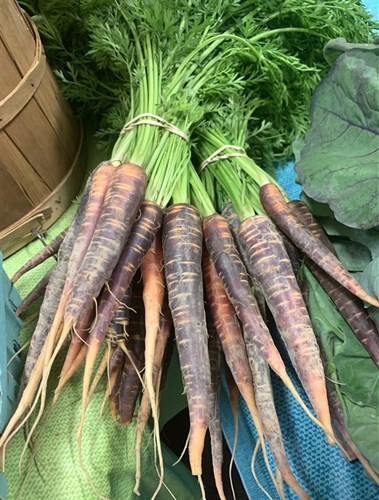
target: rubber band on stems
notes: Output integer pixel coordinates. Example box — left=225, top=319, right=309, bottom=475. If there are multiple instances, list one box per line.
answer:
left=198, top=145, right=248, bottom=172
left=120, top=113, right=189, bottom=141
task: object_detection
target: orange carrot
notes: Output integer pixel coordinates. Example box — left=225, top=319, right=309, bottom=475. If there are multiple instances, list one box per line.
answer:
left=260, top=183, right=379, bottom=307
left=134, top=299, right=172, bottom=495
left=140, top=230, right=165, bottom=472
left=140, top=231, right=165, bottom=405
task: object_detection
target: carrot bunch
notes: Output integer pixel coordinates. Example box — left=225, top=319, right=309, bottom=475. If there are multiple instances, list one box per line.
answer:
left=4, top=2, right=379, bottom=498
left=8, top=152, right=379, bottom=499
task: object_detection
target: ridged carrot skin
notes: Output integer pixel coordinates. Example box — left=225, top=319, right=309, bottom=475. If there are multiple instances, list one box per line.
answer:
left=1, top=170, right=98, bottom=445
left=289, top=200, right=379, bottom=367
left=238, top=215, right=333, bottom=440
left=260, top=183, right=379, bottom=308
left=202, top=248, right=306, bottom=498
left=16, top=269, right=52, bottom=316
left=46, top=162, right=118, bottom=357
left=222, top=203, right=267, bottom=321
left=81, top=201, right=162, bottom=414
left=11, top=229, right=66, bottom=283
left=163, top=204, right=212, bottom=477
left=17, top=170, right=94, bottom=396
left=202, top=249, right=256, bottom=406
left=203, top=214, right=287, bottom=378
left=65, top=163, right=147, bottom=325
left=287, top=201, right=336, bottom=254
left=119, top=276, right=145, bottom=426
left=108, top=346, right=126, bottom=420
left=18, top=163, right=118, bottom=412
left=106, top=285, right=133, bottom=346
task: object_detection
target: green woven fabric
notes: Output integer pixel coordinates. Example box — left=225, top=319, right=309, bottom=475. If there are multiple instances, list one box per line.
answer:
left=2, top=164, right=199, bottom=499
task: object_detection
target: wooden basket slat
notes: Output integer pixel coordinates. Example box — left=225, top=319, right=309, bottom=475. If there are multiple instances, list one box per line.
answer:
left=4, top=98, right=74, bottom=188
left=0, top=130, right=51, bottom=204
left=0, top=164, right=34, bottom=228
left=0, top=0, right=35, bottom=75
left=0, top=39, right=22, bottom=100
left=33, top=67, right=80, bottom=162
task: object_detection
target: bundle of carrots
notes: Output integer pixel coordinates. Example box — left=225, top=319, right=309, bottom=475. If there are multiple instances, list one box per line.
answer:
left=3, top=1, right=379, bottom=498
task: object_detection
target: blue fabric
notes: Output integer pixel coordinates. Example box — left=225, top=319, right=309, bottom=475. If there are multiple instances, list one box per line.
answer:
left=220, top=160, right=379, bottom=499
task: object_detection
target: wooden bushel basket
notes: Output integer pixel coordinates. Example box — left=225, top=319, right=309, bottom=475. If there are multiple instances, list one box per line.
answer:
left=0, top=0, right=85, bottom=257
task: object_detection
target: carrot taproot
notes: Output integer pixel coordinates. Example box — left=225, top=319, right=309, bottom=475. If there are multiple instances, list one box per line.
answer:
left=11, top=229, right=66, bottom=283
left=42, top=162, right=145, bottom=402
left=16, top=269, right=53, bottom=316
left=206, top=310, right=226, bottom=500
left=103, top=285, right=133, bottom=417
left=238, top=214, right=334, bottom=443
left=15, top=166, right=96, bottom=400
left=163, top=203, right=212, bottom=477
left=324, top=377, right=357, bottom=461
left=38, top=161, right=117, bottom=363
left=87, top=343, right=115, bottom=404
left=107, top=346, right=126, bottom=419
left=244, top=330, right=310, bottom=499
left=134, top=299, right=172, bottom=495
left=260, top=183, right=379, bottom=308
left=202, top=247, right=285, bottom=496
left=222, top=203, right=267, bottom=321
left=140, top=232, right=165, bottom=404
left=50, top=306, right=96, bottom=408
left=0, top=163, right=135, bottom=449
left=62, top=163, right=146, bottom=335
left=80, top=200, right=162, bottom=422
left=289, top=200, right=379, bottom=366
left=203, top=214, right=333, bottom=442
left=106, top=285, right=133, bottom=347
left=58, top=307, right=95, bottom=386
left=324, top=376, right=379, bottom=484
left=224, top=362, right=239, bottom=500
left=140, top=230, right=165, bottom=482
left=119, top=278, right=145, bottom=426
